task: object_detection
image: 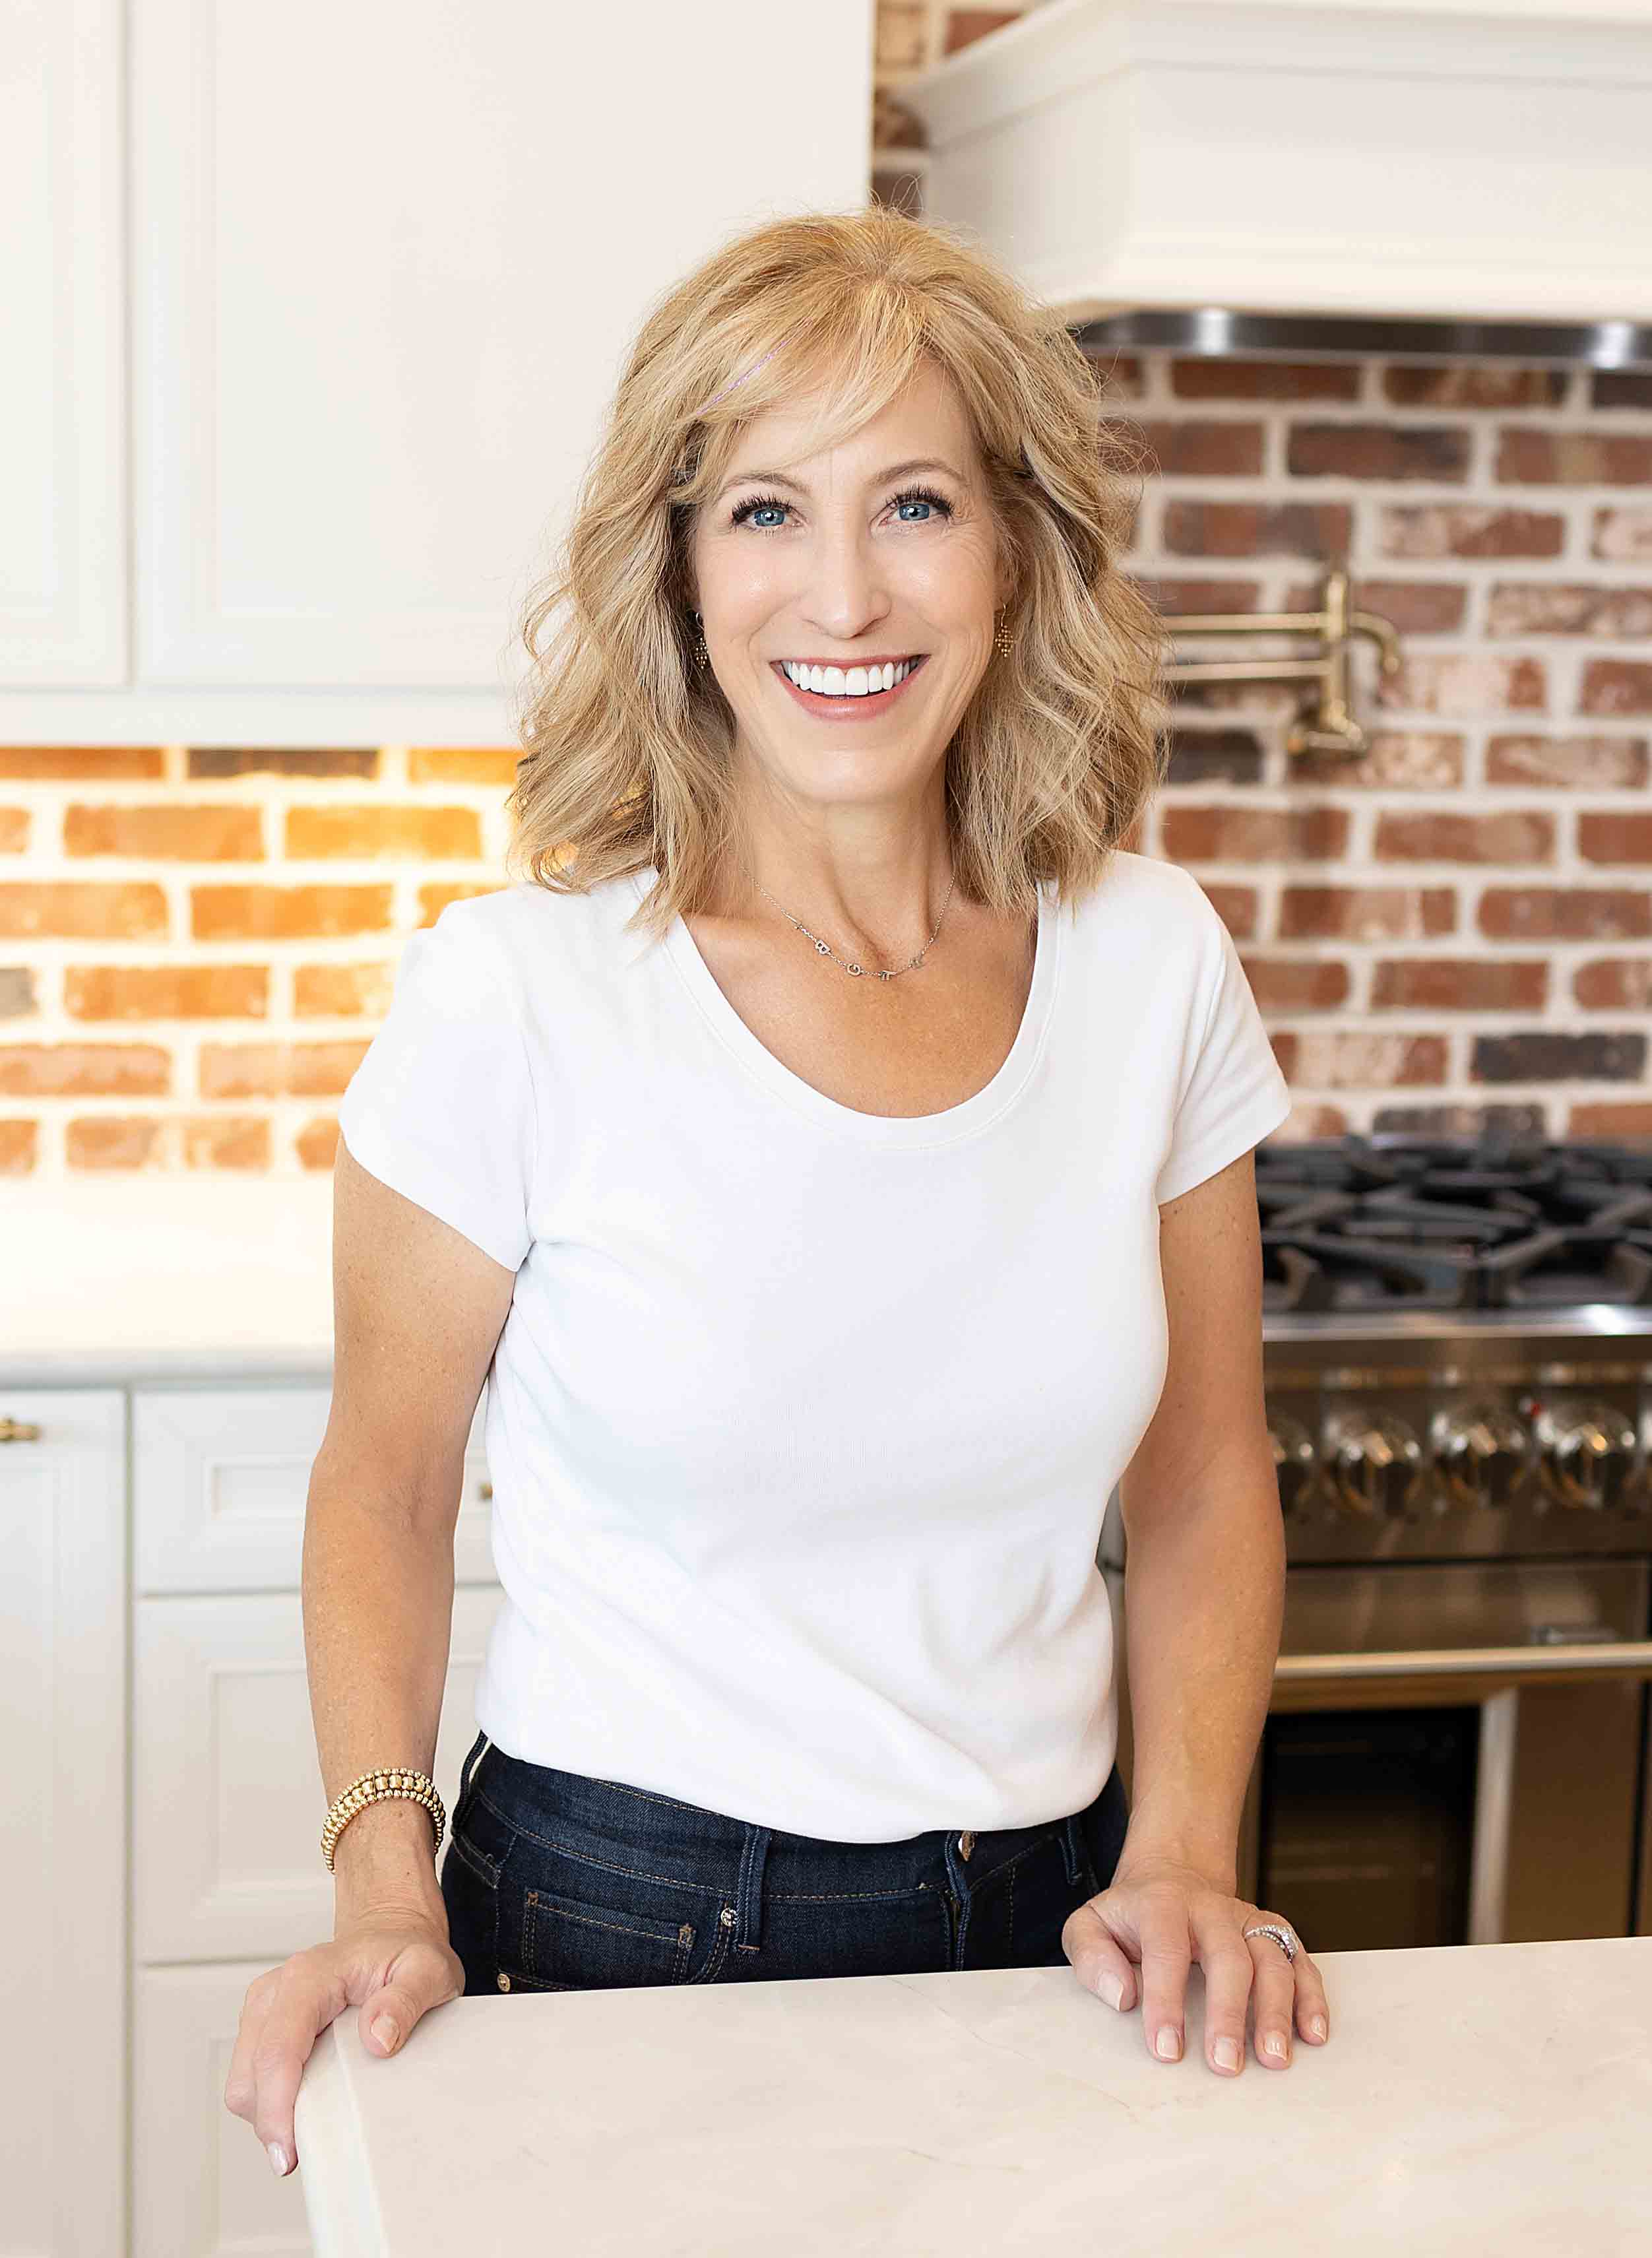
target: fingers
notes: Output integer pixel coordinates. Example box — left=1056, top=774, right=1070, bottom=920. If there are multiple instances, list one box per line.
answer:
left=1191, top=1904, right=1256, bottom=2077
left=1060, top=1900, right=1137, bottom=2013
left=358, top=1971, right=432, bottom=2058
left=1131, top=1889, right=1195, bottom=2065
left=224, top=1925, right=466, bottom=2177
left=223, top=1966, right=278, bottom=2141
left=229, top=1951, right=345, bottom=2176
left=1242, top=1927, right=1298, bottom=2070
left=1294, top=1949, right=1333, bottom=2047
left=1065, top=1883, right=1330, bottom=2077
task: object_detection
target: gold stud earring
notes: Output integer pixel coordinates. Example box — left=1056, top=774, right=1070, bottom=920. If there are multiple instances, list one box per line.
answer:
left=994, top=610, right=1015, bottom=659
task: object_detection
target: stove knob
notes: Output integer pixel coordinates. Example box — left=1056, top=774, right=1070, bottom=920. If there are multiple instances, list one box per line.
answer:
left=1531, top=1400, right=1637, bottom=1512
left=1269, top=1413, right=1319, bottom=1520
left=1325, top=1411, right=1424, bottom=1520
left=1432, top=1402, right=1531, bottom=1511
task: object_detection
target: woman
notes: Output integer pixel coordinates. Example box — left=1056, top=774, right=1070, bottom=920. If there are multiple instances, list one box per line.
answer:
left=228, top=207, right=1330, bottom=2183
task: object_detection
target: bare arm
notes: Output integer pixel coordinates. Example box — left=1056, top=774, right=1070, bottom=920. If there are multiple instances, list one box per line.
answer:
left=1113, top=1149, right=1285, bottom=1890
left=1058, top=1149, right=1329, bottom=2081
left=227, top=1135, right=523, bottom=2179
left=305, top=1134, right=519, bottom=1923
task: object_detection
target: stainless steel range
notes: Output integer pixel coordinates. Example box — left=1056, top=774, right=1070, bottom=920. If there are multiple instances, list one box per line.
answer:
left=1100, top=1129, right=1652, bottom=1951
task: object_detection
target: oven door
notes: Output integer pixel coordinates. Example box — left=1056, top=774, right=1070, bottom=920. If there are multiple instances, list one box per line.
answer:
left=1104, top=1559, right=1652, bottom=1951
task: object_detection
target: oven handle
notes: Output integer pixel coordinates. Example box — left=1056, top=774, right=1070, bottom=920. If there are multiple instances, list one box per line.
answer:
left=1275, top=1639, right=1652, bottom=1686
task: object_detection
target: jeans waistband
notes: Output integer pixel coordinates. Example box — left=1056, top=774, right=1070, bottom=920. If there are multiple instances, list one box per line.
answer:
left=462, top=1737, right=1104, bottom=1954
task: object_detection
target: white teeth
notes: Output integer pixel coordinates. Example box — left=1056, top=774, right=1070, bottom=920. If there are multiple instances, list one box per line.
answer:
left=781, top=658, right=917, bottom=697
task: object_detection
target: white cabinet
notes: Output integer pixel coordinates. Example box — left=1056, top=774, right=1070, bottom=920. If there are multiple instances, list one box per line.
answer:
left=134, top=1964, right=314, bottom=2258
left=7, top=0, right=874, bottom=734
left=133, top=1382, right=495, bottom=1593
left=0, top=1388, right=127, bottom=2257
left=0, top=0, right=125, bottom=686
left=0, top=1369, right=501, bottom=2255
left=129, top=1377, right=503, bottom=2258
left=135, top=1584, right=505, bottom=1962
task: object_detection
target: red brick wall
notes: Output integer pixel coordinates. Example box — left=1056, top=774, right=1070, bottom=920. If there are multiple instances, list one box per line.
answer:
left=0, top=748, right=515, bottom=1176
left=1097, top=348, right=1652, bottom=1148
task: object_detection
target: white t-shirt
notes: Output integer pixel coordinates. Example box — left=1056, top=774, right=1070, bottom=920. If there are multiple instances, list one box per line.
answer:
left=335, top=849, right=1291, bottom=1842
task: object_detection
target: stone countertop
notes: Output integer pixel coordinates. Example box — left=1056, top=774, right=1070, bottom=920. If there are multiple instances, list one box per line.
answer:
left=292, top=1935, right=1652, bottom=2256
left=0, top=1177, right=337, bottom=1384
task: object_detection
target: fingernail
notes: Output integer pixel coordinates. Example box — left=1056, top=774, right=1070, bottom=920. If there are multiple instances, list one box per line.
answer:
left=1098, top=1976, right=1124, bottom=2011
left=1213, top=2036, right=1241, bottom=2073
left=1309, top=2014, right=1327, bottom=2042
left=371, top=2015, right=399, bottom=2052
left=267, top=2141, right=289, bottom=2177
left=1155, top=2026, right=1182, bottom=2061
left=1265, top=2031, right=1288, bottom=2060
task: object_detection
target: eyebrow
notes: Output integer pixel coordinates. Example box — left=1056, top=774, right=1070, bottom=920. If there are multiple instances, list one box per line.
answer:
left=715, top=457, right=967, bottom=501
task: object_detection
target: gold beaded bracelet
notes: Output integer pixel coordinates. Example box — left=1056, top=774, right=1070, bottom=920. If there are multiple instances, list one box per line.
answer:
left=321, top=1767, right=447, bottom=1874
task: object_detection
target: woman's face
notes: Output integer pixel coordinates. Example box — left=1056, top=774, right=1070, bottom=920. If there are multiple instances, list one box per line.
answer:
left=687, top=360, right=1009, bottom=818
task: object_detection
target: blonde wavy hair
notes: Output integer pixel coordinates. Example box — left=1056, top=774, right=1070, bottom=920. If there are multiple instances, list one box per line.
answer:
left=504, top=204, right=1170, bottom=934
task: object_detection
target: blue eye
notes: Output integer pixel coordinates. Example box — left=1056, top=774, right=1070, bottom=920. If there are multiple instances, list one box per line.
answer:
left=728, top=492, right=792, bottom=529
left=727, top=483, right=956, bottom=531
left=891, top=485, right=953, bottom=522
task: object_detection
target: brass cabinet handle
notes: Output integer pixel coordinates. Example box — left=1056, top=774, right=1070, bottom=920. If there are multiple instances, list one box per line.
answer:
left=0, top=1417, right=44, bottom=1443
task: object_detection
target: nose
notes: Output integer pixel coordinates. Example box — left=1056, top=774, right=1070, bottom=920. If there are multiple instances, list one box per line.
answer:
left=797, top=520, right=891, bottom=643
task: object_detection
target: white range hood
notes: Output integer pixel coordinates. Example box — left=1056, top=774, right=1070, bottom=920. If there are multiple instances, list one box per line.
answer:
left=899, top=0, right=1652, bottom=329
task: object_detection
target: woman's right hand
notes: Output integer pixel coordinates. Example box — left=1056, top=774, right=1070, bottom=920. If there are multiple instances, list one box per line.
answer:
left=224, top=1907, right=466, bottom=2179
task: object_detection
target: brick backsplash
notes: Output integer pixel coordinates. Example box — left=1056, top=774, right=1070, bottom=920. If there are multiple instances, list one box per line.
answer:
left=1102, top=346, right=1652, bottom=1152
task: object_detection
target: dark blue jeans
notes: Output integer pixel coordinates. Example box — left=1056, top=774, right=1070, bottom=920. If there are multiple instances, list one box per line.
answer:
left=439, top=1730, right=1131, bottom=1995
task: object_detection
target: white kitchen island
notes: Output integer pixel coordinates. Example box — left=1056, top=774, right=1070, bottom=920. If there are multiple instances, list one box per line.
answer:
left=292, top=1933, right=1652, bottom=2255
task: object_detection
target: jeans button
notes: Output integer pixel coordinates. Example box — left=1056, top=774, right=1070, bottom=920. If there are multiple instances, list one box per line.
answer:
left=496, top=1972, right=511, bottom=1991
left=959, top=1830, right=976, bottom=1861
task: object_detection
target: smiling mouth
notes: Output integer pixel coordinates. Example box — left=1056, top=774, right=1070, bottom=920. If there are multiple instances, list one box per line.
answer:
left=770, top=655, right=928, bottom=711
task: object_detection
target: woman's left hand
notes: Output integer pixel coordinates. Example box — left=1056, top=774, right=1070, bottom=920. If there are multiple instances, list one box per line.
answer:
left=1060, top=1852, right=1331, bottom=2075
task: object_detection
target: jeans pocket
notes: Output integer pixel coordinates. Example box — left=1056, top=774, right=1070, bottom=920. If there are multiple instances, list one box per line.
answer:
left=496, top=1821, right=729, bottom=1992
left=520, top=1886, right=698, bottom=1991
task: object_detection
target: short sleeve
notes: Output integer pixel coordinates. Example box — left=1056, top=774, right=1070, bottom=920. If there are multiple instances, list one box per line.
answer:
left=1155, top=897, right=1291, bottom=1206
left=336, top=909, right=536, bottom=1272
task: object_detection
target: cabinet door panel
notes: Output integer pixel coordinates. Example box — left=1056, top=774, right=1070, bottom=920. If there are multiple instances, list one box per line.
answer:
left=135, top=1384, right=493, bottom=1592
left=0, top=0, right=125, bottom=684
left=135, top=1583, right=505, bottom=1960
left=135, top=1962, right=313, bottom=2258
left=131, top=0, right=871, bottom=686
left=0, top=1388, right=126, bottom=2256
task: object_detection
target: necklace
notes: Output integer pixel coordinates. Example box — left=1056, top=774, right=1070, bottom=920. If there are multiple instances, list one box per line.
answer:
left=751, top=868, right=959, bottom=981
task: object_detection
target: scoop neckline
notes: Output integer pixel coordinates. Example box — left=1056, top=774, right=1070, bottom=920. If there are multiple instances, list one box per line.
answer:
left=627, top=864, right=1061, bottom=1147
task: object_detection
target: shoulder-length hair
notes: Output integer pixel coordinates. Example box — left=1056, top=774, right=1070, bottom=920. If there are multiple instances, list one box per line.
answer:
left=503, top=205, right=1170, bottom=934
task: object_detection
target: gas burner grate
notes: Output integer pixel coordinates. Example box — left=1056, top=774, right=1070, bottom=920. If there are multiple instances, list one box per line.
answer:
left=1255, top=1133, right=1652, bottom=1314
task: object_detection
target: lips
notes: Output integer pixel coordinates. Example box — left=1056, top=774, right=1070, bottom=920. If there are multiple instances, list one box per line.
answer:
left=769, top=653, right=928, bottom=720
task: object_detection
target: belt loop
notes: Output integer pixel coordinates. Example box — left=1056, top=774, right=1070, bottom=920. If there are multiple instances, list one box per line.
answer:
left=461, top=1731, right=493, bottom=1807
left=1060, top=1813, right=1085, bottom=1890
left=734, top=1823, right=771, bottom=1953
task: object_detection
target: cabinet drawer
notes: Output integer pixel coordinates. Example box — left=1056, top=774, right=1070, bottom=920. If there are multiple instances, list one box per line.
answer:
left=135, top=1382, right=494, bottom=1592
left=135, top=1961, right=314, bottom=2258
left=135, top=1583, right=505, bottom=1962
